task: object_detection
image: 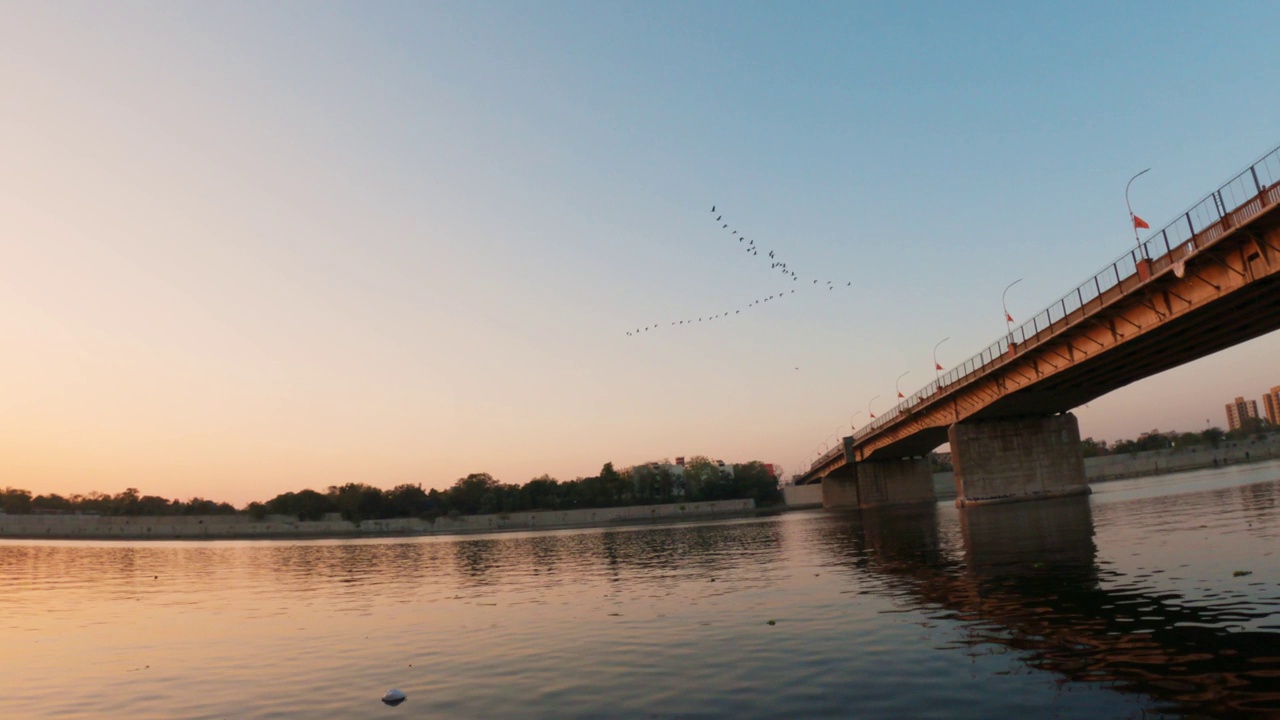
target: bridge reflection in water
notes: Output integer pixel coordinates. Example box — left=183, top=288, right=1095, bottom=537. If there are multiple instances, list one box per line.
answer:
left=816, top=498, right=1280, bottom=717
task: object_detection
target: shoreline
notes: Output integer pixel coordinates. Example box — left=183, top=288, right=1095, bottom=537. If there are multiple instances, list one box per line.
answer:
left=0, top=499, right=774, bottom=542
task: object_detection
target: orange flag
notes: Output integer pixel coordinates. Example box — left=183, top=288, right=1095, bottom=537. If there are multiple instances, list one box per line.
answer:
left=897, top=391, right=904, bottom=399
left=1132, top=214, right=1149, bottom=229
left=869, top=412, right=875, bottom=419
left=935, top=362, right=943, bottom=371
left=1005, top=312, right=1014, bottom=323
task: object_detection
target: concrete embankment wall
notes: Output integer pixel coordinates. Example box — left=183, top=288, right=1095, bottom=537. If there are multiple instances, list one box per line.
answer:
left=0, top=499, right=756, bottom=540
left=1084, top=435, right=1280, bottom=481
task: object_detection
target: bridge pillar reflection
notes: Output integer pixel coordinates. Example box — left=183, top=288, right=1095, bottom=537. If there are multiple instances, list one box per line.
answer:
left=950, top=412, right=1090, bottom=508
left=821, top=458, right=936, bottom=509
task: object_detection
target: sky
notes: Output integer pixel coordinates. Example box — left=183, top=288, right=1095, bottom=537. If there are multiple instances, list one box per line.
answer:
left=3, top=1, right=1280, bottom=505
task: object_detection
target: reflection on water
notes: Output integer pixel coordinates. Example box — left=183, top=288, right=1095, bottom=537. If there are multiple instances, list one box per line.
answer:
left=825, top=496, right=1280, bottom=716
left=2, top=463, right=1279, bottom=719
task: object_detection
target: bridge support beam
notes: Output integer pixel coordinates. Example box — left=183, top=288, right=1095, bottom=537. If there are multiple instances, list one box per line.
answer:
left=821, top=458, right=936, bottom=509
left=949, top=413, right=1090, bottom=508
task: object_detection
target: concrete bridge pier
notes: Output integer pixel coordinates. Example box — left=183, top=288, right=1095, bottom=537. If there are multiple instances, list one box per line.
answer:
left=949, top=413, right=1091, bottom=508
left=821, top=458, right=936, bottom=509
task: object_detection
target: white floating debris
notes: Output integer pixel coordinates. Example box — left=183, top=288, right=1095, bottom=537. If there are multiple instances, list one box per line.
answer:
left=382, top=688, right=406, bottom=706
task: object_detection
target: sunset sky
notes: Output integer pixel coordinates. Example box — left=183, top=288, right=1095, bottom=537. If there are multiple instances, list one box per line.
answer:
left=4, top=1, right=1280, bottom=505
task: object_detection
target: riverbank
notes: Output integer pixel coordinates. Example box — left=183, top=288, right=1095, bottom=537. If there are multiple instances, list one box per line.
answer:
left=1083, top=434, right=1280, bottom=481
left=0, top=499, right=759, bottom=541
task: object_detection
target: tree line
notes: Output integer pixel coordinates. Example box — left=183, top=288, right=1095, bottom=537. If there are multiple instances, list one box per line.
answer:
left=0, top=487, right=236, bottom=517
left=1082, top=420, right=1272, bottom=457
left=0, top=458, right=781, bottom=522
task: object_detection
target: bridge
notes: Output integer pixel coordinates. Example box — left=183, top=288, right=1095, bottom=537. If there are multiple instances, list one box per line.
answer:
left=800, top=144, right=1280, bottom=508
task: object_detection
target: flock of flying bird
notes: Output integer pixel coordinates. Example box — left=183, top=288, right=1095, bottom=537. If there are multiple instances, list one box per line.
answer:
left=626, top=205, right=855, bottom=336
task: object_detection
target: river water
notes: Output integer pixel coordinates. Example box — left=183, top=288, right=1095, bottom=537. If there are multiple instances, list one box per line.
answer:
left=3, top=462, right=1279, bottom=719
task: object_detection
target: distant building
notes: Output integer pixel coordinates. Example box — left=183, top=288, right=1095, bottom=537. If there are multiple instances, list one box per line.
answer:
left=1264, top=386, right=1280, bottom=426
left=1225, top=396, right=1259, bottom=431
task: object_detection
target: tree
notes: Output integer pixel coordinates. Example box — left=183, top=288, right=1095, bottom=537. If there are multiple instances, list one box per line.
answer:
left=731, top=461, right=782, bottom=505
left=386, top=484, right=430, bottom=518
left=449, top=473, right=500, bottom=515
left=683, top=456, right=726, bottom=501
left=523, top=474, right=560, bottom=511
left=1202, top=427, right=1226, bottom=448
left=112, top=488, right=142, bottom=515
left=599, top=462, right=630, bottom=505
left=1175, top=432, right=1203, bottom=449
left=1227, top=416, right=1269, bottom=440
left=32, top=493, right=74, bottom=513
left=327, top=483, right=387, bottom=522
left=0, top=487, right=32, bottom=514
left=1080, top=437, right=1107, bottom=458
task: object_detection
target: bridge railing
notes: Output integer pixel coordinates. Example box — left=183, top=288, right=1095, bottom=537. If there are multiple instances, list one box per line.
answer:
left=846, top=143, right=1280, bottom=450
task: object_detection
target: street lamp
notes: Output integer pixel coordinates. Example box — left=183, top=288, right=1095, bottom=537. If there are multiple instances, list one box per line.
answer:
left=933, top=337, right=950, bottom=382
left=896, top=371, right=910, bottom=402
left=849, top=411, right=863, bottom=432
left=1126, top=167, right=1152, bottom=256
left=868, top=394, right=881, bottom=420
left=1002, top=278, right=1023, bottom=344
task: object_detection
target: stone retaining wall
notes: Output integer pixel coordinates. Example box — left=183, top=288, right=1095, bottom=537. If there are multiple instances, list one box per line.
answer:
left=0, top=499, right=756, bottom=540
left=1084, top=435, right=1280, bottom=481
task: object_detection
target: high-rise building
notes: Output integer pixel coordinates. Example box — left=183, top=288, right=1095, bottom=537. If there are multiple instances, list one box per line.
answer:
left=1225, top=396, right=1259, bottom=431
left=1264, top=386, right=1280, bottom=426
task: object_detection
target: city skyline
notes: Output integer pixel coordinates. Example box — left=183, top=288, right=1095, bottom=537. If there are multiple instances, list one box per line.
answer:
left=5, top=2, right=1280, bottom=506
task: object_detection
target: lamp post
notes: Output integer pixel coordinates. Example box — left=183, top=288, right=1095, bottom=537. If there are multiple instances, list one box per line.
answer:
left=849, top=411, right=863, bottom=432
left=933, top=337, right=950, bottom=383
left=1002, top=278, right=1023, bottom=346
left=1126, top=167, right=1151, bottom=256
left=895, top=371, right=910, bottom=406
left=868, top=394, right=881, bottom=420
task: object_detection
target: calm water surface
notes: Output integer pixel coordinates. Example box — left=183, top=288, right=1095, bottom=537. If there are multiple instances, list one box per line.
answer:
left=3, top=462, right=1280, bottom=719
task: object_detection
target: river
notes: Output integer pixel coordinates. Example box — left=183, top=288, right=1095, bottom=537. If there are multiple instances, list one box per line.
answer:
left=3, top=461, right=1279, bottom=719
